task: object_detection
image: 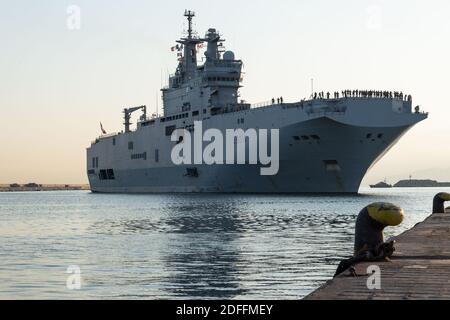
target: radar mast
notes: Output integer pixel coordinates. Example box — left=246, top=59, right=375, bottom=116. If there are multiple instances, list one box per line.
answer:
left=184, top=10, right=195, bottom=39
left=177, top=10, right=202, bottom=79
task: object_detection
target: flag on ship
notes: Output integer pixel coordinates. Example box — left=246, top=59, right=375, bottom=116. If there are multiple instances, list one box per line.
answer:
left=100, top=122, right=107, bottom=135
left=171, top=44, right=182, bottom=52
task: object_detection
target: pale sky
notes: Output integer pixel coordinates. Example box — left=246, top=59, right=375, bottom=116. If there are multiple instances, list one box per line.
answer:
left=1, top=0, right=449, bottom=185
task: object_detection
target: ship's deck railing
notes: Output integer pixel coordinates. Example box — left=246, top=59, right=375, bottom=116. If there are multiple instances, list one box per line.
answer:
left=247, top=93, right=418, bottom=114
left=313, top=90, right=413, bottom=101
left=249, top=89, right=415, bottom=111
left=210, top=103, right=251, bottom=116
left=250, top=100, right=347, bottom=114
left=251, top=100, right=274, bottom=108
left=91, top=132, right=118, bottom=145
left=99, top=133, right=117, bottom=139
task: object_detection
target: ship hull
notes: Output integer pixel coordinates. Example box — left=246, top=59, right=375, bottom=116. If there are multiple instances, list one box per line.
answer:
left=88, top=117, right=415, bottom=194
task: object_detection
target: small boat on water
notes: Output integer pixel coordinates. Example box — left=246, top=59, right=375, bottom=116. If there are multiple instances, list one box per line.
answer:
left=370, top=181, right=393, bottom=189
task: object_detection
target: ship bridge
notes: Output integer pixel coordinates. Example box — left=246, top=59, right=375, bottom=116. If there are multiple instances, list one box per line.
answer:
left=162, top=11, right=243, bottom=117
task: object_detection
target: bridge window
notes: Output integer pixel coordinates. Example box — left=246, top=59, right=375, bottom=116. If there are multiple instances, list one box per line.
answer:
left=128, top=142, right=134, bottom=150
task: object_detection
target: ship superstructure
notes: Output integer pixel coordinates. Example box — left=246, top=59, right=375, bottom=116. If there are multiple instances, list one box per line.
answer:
left=162, top=10, right=246, bottom=120
left=86, top=11, right=427, bottom=193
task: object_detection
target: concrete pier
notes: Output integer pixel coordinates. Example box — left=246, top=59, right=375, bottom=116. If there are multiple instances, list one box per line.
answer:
left=306, top=209, right=450, bottom=300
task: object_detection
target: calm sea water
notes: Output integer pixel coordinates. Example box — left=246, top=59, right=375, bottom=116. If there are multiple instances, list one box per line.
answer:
left=0, top=187, right=448, bottom=300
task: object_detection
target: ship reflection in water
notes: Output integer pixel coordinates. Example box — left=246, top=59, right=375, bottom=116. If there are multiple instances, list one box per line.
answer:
left=161, top=203, right=245, bottom=299
left=88, top=197, right=356, bottom=299
left=0, top=189, right=443, bottom=299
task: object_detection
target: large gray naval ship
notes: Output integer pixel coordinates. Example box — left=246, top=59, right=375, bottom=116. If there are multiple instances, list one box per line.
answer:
left=87, top=10, right=427, bottom=193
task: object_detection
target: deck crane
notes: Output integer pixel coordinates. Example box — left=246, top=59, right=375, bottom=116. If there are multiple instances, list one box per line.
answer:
left=123, top=105, right=146, bottom=133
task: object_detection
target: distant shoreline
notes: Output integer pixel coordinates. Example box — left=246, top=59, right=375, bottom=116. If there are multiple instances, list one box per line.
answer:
left=0, top=184, right=90, bottom=193
left=371, top=179, right=450, bottom=189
